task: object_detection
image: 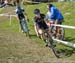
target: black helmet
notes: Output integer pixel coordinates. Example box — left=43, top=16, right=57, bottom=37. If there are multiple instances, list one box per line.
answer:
left=49, top=4, right=53, bottom=8
left=34, top=9, right=40, bottom=14
left=47, top=3, right=53, bottom=8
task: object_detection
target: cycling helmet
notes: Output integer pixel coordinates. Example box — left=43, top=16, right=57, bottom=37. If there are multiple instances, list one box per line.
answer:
left=34, top=9, right=40, bottom=14
left=47, top=3, right=53, bottom=8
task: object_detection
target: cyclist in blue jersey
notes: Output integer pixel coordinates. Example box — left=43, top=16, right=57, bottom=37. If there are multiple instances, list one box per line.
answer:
left=47, top=4, right=64, bottom=39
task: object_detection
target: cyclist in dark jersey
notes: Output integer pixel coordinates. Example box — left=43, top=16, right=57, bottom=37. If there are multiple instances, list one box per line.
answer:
left=16, top=0, right=29, bottom=33
left=34, top=9, right=48, bottom=38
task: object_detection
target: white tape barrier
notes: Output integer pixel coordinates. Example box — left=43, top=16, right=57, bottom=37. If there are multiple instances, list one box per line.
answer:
left=0, top=14, right=16, bottom=17
left=0, top=14, right=75, bottom=48
left=0, top=14, right=75, bottom=29
left=52, top=37, right=75, bottom=48
left=0, top=14, right=17, bottom=25
left=24, top=1, right=41, bottom=4
left=53, top=24, right=75, bottom=29
left=5, top=10, right=16, bottom=14
left=0, top=14, right=21, bottom=32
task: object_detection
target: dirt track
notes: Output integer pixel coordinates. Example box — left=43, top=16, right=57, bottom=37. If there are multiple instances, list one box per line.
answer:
left=0, top=6, right=75, bottom=63
left=0, top=29, right=75, bottom=63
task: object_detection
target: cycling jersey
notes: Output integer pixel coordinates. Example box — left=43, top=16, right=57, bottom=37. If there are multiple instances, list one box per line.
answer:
left=34, top=14, right=48, bottom=29
left=16, top=5, right=25, bottom=20
left=49, top=6, right=64, bottom=21
left=16, top=5, right=28, bottom=32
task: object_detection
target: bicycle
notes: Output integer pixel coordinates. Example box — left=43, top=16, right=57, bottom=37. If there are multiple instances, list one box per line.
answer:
left=47, top=21, right=65, bottom=40
left=41, top=29, right=60, bottom=58
left=42, top=22, right=65, bottom=58
left=20, top=17, right=30, bottom=37
left=51, top=25, right=65, bottom=40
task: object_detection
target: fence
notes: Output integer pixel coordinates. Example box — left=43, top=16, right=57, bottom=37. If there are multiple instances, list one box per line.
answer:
left=0, top=14, right=17, bottom=25
left=0, top=14, right=75, bottom=48
left=52, top=24, right=75, bottom=48
left=0, top=14, right=21, bottom=32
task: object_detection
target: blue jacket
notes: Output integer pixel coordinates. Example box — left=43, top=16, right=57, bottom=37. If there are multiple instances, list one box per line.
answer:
left=50, top=6, right=64, bottom=21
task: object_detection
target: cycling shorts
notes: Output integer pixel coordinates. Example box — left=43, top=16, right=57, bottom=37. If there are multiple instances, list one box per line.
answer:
left=34, top=21, right=48, bottom=30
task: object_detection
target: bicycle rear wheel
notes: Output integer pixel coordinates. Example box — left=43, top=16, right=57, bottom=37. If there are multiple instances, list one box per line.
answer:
left=59, top=27, right=65, bottom=40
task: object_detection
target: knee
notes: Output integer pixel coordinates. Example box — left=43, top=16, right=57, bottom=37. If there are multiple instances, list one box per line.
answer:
left=38, top=29, right=43, bottom=35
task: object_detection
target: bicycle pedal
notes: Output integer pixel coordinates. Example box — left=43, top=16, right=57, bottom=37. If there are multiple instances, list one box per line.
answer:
left=53, top=44, right=56, bottom=47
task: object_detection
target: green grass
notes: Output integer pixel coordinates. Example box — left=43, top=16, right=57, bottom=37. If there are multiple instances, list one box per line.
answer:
left=24, top=2, right=75, bottom=58
left=24, top=3, right=75, bottom=43
left=0, top=2, right=75, bottom=63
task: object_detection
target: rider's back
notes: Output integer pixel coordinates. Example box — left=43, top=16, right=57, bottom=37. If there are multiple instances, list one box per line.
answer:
left=34, top=13, right=48, bottom=29
left=16, top=5, right=25, bottom=20
left=34, top=14, right=45, bottom=23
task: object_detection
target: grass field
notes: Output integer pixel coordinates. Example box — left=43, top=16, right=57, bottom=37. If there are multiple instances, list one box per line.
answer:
left=0, top=2, right=75, bottom=63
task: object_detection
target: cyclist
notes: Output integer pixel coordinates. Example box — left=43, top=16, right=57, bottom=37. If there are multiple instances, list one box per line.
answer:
left=45, top=10, right=51, bottom=27
left=33, top=9, right=48, bottom=39
left=16, top=0, right=29, bottom=33
left=47, top=4, right=64, bottom=39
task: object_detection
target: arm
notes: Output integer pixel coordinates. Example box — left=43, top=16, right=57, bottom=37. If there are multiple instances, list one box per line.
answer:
left=22, top=9, right=29, bottom=22
left=24, top=12, right=29, bottom=22
left=50, top=7, right=55, bottom=20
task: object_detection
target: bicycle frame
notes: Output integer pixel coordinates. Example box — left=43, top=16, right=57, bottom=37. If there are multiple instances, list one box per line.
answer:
left=42, top=28, right=60, bottom=58
left=20, top=18, right=30, bottom=37
left=47, top=21, right=65, bottom=40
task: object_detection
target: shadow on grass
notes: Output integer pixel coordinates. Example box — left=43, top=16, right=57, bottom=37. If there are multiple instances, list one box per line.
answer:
left=57, top=48, right=75, bottom=58
left=64, top=37, right=75, bottom=42
left=56, top=37, right=75, bottom=58
left=29, top=35, right=75, bottom=58
left=29, top=34, right=37, bottom=39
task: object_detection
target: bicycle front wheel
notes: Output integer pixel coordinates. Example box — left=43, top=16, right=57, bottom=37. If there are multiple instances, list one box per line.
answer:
left=48, top=34, right=60, bottom=58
